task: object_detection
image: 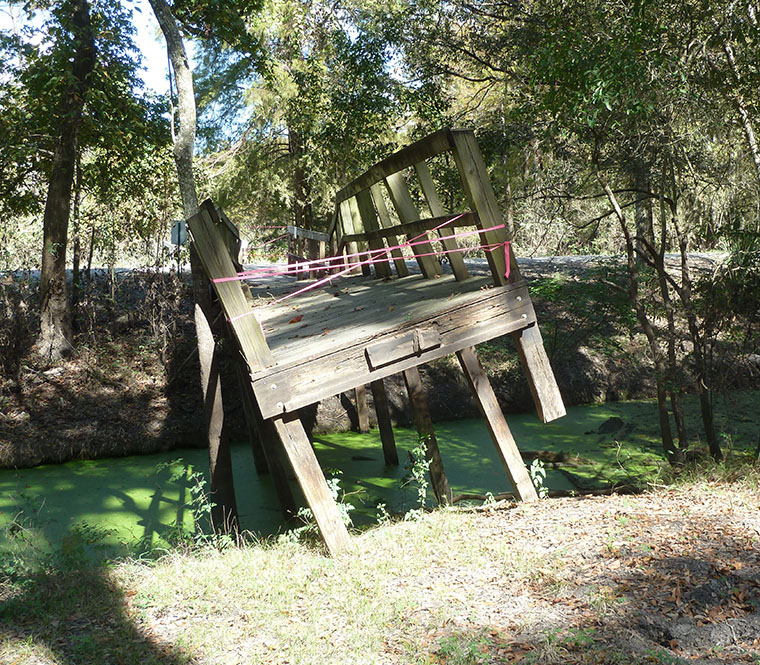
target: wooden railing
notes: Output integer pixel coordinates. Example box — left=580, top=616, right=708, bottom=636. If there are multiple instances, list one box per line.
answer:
left=285, top=225, right=333, bottom=280
left=327, top=127, right=513, bottom=285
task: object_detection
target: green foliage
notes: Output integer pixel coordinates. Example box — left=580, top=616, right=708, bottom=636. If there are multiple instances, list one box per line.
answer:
left=195, top=0, right=405, bottom=228
left=402, top=436, right=433, bottom=520
left=156, top=459, right=234, bottom=551
left=286, top=470, right=357, bottom=543
left=528, top=459, right=549, bottom=499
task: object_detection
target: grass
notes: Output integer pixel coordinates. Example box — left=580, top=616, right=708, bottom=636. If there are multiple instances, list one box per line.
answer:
left=2, top=469, right=760, bottom=664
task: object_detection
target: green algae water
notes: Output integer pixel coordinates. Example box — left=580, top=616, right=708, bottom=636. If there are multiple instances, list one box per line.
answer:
left=1, top=391, right=757, bottom=558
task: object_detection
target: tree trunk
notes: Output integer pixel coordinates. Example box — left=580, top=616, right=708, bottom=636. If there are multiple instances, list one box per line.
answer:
left=38, top=0, right=96, bottom=362
left=289, top=127, right=313, bottom=229
left=71, top=154, right=82, bottom=330
left=147, top=0, right=198, bottom=219
left=596, top=167, right=682, bottom=465
left=149, top=0, right=239, bottom=533
left=721, top=39, right=760, bottom=194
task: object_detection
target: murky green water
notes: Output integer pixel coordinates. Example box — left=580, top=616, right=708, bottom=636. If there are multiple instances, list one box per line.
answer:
left=1, top=391, right=757, bottom=556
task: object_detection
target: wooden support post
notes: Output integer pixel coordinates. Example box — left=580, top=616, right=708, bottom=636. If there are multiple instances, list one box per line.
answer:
left=318, top=239, right=326, bottom=278
left=370, top=184, right=409, bottom=277
left=235, top=360, right=269, bottom=475
left=449, top=132, right=566, bottom=423
left=449, top=130, right=510, bottom=283
left=512, top=326, right=566, bottom=423
left=356, top=189, right=392, bottom=279
left=339, top=199, right=364, bottom=275
left=355, top=384, right=370, bottom=433
left=370, top=378, right=399, bottom=465
left=348, top=196, right=373, bottom=277
left=195, top=303, right=240, bottom=533
left=456, top=346, right=538, bottom=502
left=414, top=161, right=469, bottom=282
left=272, top=413, right=352, bottom=556
left=402, top=367, right=452, bottom=505
left=385, top=172, right=442, bottom=279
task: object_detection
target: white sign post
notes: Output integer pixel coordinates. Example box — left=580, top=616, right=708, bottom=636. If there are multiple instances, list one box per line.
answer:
left=171, top=220, right=187, bottom=276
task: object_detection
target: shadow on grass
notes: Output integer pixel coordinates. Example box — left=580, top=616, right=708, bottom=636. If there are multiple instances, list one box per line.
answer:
left=0, top=563, right=195, bottom=664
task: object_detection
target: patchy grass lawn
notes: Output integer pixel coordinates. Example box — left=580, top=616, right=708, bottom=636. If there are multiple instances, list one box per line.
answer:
left=2, top=476, right=760, bottom=664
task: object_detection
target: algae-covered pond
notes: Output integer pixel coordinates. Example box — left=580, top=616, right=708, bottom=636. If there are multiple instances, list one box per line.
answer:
left=1, top=390, right=757, bottom=558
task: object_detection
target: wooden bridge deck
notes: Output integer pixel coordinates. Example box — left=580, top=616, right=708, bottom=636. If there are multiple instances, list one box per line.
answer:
left=248, top=272, right=536, bottom=419
left=188, top=128, right=568, bottom=555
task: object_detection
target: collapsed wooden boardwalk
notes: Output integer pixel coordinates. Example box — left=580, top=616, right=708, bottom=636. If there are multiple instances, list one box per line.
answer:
left=188, top=128, right=566, bottom=555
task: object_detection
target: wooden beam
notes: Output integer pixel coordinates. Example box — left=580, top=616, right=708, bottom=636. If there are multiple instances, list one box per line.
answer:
left=195, top=303, right=239, bottom=533
left=272, top=413, right=352, bottom=555
left=403, top=367, right=452, bottom=505
left=456, top=345, right=538, bottom=502
left=355, top=189, right=392, bottom=279
left=348, top=196, right=373, bottom=277
left=355, top=384, right=370, bottom=433
left=336, top=128, right=453, bottom=201
left=370, top=378, right=399, bottom=465
left=340, top=211, right=477, bottom=246
left=447, top=132, right=566, bottom=423
left=414, top=161, right=469, bottom=281
left=512, top=326, right=567, bottom=423
left=338, top=199, right=363, bottom=275
left=370, top=184, right=409, bottom=277
left=186, top=207, right=274, bottom=371
left=385, top=172, right=442, bottom=279
left=449, top=130, right=509, bottom=284
left=286, top=226, right=330, bottom=243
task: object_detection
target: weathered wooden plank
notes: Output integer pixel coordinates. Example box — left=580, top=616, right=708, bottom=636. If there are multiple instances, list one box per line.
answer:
left=286, top=226, right=330, bottom=243
left=339, top=199, right=363, bottom=275
left=348, top=196, right=373, bottom=278
left=448, top=131, right=566, bottom=423
left=253, top=274, right=517, bottom=362
left=414, top=161, right=469, bottom=281
left=370, top=378, right=398, bottom=465
left=336, top=128, right=453, bottom=202
left=340, top=211, right=477, bottom=246
left=195, top=302, right=239, bottom=533
left=512, top=326, right=567, bottom=423
left=187, top=207, right=274, bottom=371
left=403, top=367, right=452, bottom=505
left=251, top=281, right=536, bottom=418
left=366, top=327, right=441, bottom=370
left=272, top=414, right=352, bottom=555
left=355, top=384, right=370, bottom=433
left=385, top=172, right=442, bottom=279
left=456, top=345, right=538, bottom=502
left=192, top=204, right=299, bottom=519
left=449, top=130, right=509, bottom=284
left=212, top=206, right=274, bottom=478
left=370, top=183, right=409, bottom=277
left=213, top=205, right=244, bottom=270
left=355, top=189, right=392, bottom=279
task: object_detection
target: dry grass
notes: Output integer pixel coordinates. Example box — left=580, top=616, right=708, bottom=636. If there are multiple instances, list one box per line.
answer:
left=2, top=479, right=760, bottom=664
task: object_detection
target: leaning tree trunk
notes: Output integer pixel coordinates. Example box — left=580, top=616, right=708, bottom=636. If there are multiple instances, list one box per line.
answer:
left=596, top=167, right=683, bottom=465
left=38, top=0, right=96, bottom=362
left=149, top=0, right=239, bottom=534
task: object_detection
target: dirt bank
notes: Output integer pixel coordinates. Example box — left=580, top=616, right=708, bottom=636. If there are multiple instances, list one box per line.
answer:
left=0, top=254, right=755, bottom=468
